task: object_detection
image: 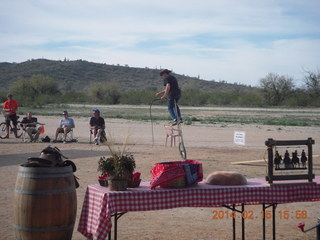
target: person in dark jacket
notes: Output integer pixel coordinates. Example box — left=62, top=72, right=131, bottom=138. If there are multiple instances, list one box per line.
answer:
left=89, top=109, right=105, bottom=145
left=20, top=112, right=42, bottom=142
left=156, top=69, right=182, bottom=125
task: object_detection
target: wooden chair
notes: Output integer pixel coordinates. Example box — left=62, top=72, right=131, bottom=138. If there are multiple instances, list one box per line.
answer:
left=164, top=125, right=182, bottom=147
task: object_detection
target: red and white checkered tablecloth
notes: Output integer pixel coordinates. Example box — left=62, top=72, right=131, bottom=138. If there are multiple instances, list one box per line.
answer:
left=77, top=177, right=320, bottom=240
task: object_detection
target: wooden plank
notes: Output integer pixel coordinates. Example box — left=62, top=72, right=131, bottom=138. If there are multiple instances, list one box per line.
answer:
left=272, top=174, right=314, bottom=180
left=265, top=138, right=315, bottom=147
left=231, top=155, right=319, bottom=165
left=231, top=160, right=265, bottom=165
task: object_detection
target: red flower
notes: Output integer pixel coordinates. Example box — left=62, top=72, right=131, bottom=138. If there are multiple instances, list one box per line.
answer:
left=99, top=172, right=108, bottom=180
left=132, top=172, right=141, bottom=181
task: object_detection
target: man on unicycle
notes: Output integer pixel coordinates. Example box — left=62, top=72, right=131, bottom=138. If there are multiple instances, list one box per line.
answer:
left=156, top=69, right=183, bottom=125
left=2, top=93, right=19, bottom=138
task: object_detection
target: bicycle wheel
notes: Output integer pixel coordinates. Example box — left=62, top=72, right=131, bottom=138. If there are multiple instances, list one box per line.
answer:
left=15, top=125, right=23, bottom=138
left=0, top=122, right=9, bottom=139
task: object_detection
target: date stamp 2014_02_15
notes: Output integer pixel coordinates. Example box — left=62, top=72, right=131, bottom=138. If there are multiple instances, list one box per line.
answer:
left=211, top=210, right=308, bottom=220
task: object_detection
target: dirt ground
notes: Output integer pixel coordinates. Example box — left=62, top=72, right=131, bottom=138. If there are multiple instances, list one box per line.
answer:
left=0, top=115, right=319, bottom=240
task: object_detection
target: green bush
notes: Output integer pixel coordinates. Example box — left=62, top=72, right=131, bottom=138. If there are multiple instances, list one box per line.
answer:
left=87, top=81, right=120, bottom=104
left=10, top=74, right=60, bottom=106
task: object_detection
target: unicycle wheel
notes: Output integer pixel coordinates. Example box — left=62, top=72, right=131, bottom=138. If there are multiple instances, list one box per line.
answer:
left=179, top=142, right=187, bottom=159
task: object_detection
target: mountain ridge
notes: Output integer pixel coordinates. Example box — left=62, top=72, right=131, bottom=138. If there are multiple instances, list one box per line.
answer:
left=0, top=59, right=254, bottom=92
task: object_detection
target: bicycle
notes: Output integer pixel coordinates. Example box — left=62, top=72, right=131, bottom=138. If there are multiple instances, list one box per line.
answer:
left=0, top=114, right=23, bottom=139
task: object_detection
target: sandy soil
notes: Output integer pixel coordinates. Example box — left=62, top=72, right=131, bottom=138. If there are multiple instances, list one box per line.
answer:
left=0, top=115, right=319, bottom=240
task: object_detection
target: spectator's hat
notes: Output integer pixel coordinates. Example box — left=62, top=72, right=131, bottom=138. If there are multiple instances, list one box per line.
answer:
left=160, top=69, right=171, bottom=76
left=93, top=109, right=100, bottom=114
left=62, top=110, right=68, bottom=115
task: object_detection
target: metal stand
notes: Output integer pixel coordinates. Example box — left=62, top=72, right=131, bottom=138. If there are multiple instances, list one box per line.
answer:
left=223, top=204, right=245, bottom=240
left=297, top=218, right=320, bottom=240
left=262, top=203, right=277, bottom=240
left=107, top=212, right=127, bottom=240
left=223, top=203, right=277, bottom=240
left=108, top=204, right=279, bottom=240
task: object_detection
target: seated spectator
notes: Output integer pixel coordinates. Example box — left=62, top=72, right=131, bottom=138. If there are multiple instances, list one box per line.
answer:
left=20, top=112, right=42, bottom=142
left=53, top=110, right=75, bottom=143
left=89, top=109, right=105, bottom=145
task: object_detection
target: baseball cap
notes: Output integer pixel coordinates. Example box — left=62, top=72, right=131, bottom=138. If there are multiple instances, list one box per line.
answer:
left=93, top=109, right=100, bottom=114
left=62, top=110, right=68, bottom=115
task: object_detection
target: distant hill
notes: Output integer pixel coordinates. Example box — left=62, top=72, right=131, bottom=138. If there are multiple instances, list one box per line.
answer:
left=0, top=59, right=254, bottom=92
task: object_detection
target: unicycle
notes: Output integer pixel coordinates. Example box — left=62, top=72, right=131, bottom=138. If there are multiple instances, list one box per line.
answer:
left=174, top=100, right=187, bottom=159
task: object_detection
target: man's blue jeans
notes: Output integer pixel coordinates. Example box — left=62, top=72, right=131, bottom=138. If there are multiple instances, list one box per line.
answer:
left=167, top=98, right=182, bottom=121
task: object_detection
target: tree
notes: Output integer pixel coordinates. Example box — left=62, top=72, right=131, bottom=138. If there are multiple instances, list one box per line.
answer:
left=304, top=69, right=320, bottom=98
left=259, top=73, right=295, bottom=106
left=87, top=81, right=120, bottom=104
left=120, top=90, right=154, bottom=104
left=10, top=74, right=60, bottom=105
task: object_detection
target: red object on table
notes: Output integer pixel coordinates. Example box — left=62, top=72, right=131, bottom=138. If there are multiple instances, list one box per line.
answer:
left=132, top=172, right=141, bottom=181
left=98, top=172, right=108, bottom=180
left=78, top=176, right=320, bottom=240
left=150, top=159, right=203, bottom=189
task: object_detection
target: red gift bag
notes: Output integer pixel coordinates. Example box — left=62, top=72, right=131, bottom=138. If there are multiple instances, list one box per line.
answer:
left=150, top=160, right=203, bottom=189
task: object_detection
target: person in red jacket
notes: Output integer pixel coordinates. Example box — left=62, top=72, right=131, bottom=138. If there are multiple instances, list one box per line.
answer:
left=2, top=93, right=19, bottom=138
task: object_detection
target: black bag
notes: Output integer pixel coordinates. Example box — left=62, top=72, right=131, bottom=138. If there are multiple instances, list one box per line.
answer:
left=41, top=136, right=51, bottom=142
left=100, top=131, right=107, bottom=143
left=21, top=146, right=80, bottom=188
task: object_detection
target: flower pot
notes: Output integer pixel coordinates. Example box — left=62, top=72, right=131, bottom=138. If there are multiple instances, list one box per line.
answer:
left=98, top=179, right=108, bottom=187
left=108, top=179, right=128, bottom=191
left=128, top=179, right=141, bottom=188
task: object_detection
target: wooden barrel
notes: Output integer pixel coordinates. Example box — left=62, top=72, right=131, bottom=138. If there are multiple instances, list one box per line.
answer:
left=13, top=165, right=77, bottom=240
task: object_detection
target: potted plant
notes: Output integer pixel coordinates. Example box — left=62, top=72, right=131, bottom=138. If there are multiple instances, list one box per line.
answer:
left=97, top=134, right=136, bottom=191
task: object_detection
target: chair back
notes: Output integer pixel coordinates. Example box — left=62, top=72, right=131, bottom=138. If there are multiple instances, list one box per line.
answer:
left=164, top=125, right=181, bottom=136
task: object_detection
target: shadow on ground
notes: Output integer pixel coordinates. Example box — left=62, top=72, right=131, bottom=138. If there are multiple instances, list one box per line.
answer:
left=0, top=149, right=105, bottom=168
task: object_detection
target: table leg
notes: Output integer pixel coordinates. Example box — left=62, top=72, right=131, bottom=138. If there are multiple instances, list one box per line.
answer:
left=108, top=212, right=127, bottom=240
left=262, top=204, right=266, bottom=240
left=272, top=204, right=277, bottom=240
left=261, top=203, right=277, bottom=240
left=223, top=204, right=245, bottom=240
left=242, top=204, right=245, bottom=240
left=114, top=212, right=118, bottom=240
left=233, top=204, right=236, bottom=240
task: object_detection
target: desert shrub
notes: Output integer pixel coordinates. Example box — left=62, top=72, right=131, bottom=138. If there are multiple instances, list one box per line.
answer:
left=87, top=81, right=120, bottom=104
left=179, top=89, right=209, bottom=106
left=236, top=92, right=264, bottom=107
left=120, top=90, right=155, bottom=104
left=10, top=74, right=60, bottom=106
left=60, top=91, right=88, bottom=103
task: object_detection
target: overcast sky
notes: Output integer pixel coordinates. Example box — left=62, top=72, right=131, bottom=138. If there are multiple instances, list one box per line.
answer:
left=1, top=0, right=319, bottom=86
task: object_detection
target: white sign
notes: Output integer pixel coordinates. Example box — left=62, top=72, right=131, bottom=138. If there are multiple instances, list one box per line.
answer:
left=234, top=131, right=245, bottom=145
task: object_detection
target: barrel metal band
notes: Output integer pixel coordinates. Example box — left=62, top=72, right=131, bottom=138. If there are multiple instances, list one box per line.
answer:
left=15, top=185, right=75, bottom=195
left=13, top=223, right=74, bottom=232
left=17, top=172, right=73, bottom=179
left=19, top=166, right=72, bottom=174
